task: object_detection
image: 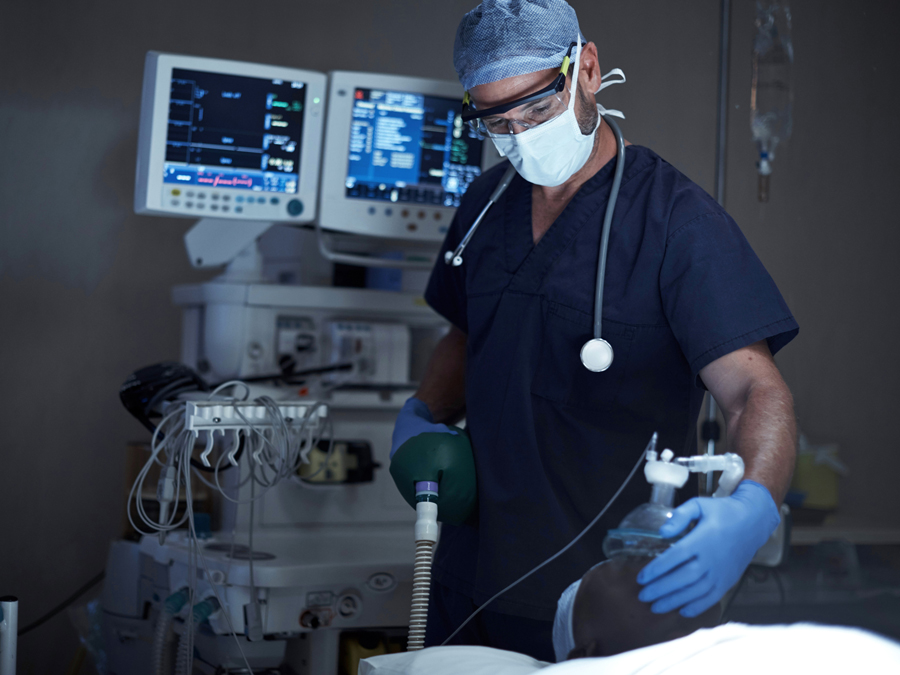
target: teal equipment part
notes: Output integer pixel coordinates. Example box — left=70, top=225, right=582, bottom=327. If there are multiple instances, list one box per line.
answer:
left=389, top=426, right=476, bottom=526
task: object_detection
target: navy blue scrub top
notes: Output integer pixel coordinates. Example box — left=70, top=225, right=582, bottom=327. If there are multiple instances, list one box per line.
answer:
left=424, top=145, right=799, bottom=622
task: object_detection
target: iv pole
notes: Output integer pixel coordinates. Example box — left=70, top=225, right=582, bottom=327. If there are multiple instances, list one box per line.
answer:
left=702, top=0, right=731, bottom=494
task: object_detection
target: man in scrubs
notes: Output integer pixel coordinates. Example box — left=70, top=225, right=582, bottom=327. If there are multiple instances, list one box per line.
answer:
left=390, top=0, right=799, bottom=662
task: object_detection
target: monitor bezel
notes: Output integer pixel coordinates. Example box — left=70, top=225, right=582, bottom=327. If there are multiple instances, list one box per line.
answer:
left=135, top=51, right=327, bottom=223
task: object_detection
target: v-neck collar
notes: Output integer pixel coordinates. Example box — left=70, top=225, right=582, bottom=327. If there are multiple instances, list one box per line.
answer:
left=503, top=149, right=628, bottom=292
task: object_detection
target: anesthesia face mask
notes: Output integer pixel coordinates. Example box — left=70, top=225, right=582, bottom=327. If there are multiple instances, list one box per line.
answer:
left=552, top=442, right=745, bottom=661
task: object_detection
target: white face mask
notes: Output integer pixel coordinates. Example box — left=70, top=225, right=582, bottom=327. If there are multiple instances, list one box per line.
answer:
left=490, top=37, right=626, bottom=187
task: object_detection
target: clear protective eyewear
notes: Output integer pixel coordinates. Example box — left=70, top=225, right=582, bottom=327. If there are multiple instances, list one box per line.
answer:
left=473, top=88, right=570, bottom=136
left=462, top=41, right=578, bottom=137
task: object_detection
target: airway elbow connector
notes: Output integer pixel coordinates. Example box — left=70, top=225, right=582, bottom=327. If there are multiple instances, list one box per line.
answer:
left=676, top=453, right=745, bottom=497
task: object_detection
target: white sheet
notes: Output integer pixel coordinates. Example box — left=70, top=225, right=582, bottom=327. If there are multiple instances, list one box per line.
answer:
left=358, top=645, right=549, bottom=675
left=360, top=622, right=900, bottom=675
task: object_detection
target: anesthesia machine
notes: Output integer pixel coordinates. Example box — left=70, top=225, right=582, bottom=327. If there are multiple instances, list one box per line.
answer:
left=102, top=51, right=500, bottom=675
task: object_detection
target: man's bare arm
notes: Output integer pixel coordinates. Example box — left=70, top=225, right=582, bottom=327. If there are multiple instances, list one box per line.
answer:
left=698, top=340, right=796, bottom=504
left=414, top=325, right=467, bottom=425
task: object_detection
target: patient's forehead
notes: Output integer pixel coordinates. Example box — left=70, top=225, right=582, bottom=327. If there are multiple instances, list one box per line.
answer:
left=571, top=558, right=721, bottom=658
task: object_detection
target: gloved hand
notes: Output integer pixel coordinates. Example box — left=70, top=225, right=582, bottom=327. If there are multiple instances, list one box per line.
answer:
left=390, top=397, right=456, bottom=458
left=389, top=398, right=476, bottom=526
left=636, top=480, right=781, bottom=617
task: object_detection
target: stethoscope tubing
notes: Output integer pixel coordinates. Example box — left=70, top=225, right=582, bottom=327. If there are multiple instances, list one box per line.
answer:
left=446, top=114, right=626, bottom=356
left=593, top=115, right=626, bottom=340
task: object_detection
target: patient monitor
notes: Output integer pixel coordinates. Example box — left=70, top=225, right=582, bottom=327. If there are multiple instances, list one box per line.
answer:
left=319, top=71, right=501, bottom=243
left=135, top=52, right=326, bottom=224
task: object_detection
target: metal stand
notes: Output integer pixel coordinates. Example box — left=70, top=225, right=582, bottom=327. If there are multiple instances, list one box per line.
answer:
left=0, top=597, right=18, bottom=675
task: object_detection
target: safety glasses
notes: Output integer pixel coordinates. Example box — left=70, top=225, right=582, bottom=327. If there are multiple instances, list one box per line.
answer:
left=462, top=41, right=578, bottom=137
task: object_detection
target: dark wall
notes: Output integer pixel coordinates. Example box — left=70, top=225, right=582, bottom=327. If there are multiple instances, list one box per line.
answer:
left=1, top=1, right=894, bottom=672
left=722, top=1, right=900, bottom=526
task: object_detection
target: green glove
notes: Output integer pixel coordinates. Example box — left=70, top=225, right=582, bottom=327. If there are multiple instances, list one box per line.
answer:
left=389, top=425, right=477, bottom=526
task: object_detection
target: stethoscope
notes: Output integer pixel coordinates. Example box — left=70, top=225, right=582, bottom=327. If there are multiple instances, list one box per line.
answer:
left=444, top=114, right=626, bottom=373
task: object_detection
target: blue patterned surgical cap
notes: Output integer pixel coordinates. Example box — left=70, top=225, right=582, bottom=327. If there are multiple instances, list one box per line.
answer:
left=453, top=0, right=586, bottom=90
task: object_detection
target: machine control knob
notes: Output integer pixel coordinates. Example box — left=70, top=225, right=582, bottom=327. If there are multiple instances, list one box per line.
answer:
left=287, top=199, right=304, bottom=216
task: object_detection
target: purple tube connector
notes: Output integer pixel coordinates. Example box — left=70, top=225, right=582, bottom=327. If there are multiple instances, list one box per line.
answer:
left=415, top=481, right=439, bottom=502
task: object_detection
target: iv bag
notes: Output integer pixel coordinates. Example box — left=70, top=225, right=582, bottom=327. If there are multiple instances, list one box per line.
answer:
left=751, top=2, right=793, bottom=201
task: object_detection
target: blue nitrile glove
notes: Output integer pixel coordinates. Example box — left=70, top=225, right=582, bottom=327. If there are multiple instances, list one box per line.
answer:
left=636, top=480, right=781, bottom=617
left=390, top=397, right=457, bottom=458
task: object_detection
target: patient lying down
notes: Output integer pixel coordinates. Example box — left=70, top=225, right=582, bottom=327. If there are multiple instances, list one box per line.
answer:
left=559, top=557, right=721, bottom=660
left=360, top=559, right=900, bottom=675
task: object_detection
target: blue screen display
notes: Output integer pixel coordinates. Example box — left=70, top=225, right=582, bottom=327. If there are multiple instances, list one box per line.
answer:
left=345, top=88, right=483, bottom=208
left=163, top=68, right=306, bottom=194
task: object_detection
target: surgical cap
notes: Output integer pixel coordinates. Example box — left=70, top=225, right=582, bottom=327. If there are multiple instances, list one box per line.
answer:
left=453, top=0, right=587, bottom=90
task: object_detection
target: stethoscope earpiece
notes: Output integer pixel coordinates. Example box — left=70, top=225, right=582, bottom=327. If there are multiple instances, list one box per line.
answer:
left=580, top=338, right=614, bottom=372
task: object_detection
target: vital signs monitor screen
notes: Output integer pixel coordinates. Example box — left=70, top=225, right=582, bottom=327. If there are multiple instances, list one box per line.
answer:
left=164, top=69, right=307, bottom=194
left=345, top=88, right=483, bottom=208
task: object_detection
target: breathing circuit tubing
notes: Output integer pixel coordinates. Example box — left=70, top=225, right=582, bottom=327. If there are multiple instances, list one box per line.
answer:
left=444, top=114, right=626, bottom=373
left=408, top=482, right=440, bottom=650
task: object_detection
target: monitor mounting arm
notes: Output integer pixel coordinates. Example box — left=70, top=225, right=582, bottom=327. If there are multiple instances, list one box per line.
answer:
left=184, top=218, right=274, bottom=283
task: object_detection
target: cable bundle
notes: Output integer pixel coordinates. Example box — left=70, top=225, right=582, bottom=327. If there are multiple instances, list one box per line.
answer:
left=126, top=380, right=332, bottom=674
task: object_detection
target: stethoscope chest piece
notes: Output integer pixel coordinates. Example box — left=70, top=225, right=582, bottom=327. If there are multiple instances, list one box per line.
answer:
left=580, top=338, right=614, bottom=372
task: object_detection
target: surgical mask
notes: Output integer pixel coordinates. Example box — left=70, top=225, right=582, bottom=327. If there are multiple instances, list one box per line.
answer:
left=490, top=37, right=626, bottom=187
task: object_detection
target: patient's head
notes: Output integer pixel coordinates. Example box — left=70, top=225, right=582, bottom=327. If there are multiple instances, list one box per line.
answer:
left=560, top=557, right=721, bottom=661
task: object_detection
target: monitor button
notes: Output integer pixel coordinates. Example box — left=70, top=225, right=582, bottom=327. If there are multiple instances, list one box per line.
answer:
left=171, top=188, right=181, bottom=196
left=198, top=193, right=206, bottom=199
left=222, top=205, right=230, bottom=212
left=223, top=195, right=231, bottom=202
left=434, top=212, right=442, bottom=220
left=368, top=206, right=376, bottom=215
left=197, top=203, right=205, bottom=210
left=236, top=196, right=245, bottom=203
left=186, top=191, right=195, bottom=198
left=235, top=206, right=243, bottom=213
left=418, top=211, right=425, bottom=219
left=185, top=202, right=193, bottom=208
left=385, top=208, right=393, bottom=216
left=270, top=197, right=280, bottom=205
left=171, top=199, right=180, bottom=206
left=287, top=199, right=304, bottom=216
left=257, top=196, right=266, bottom=204
left=211, top=193, right=220, bottom=201
left=210, top=204, right=219, bottom=211
left=407, top=223, right=418, bottom=232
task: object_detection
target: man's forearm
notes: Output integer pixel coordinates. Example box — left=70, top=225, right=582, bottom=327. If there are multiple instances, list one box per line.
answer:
left=725, top=380, right=796, bottom=504
left=415, top=325, right=467, bottom=425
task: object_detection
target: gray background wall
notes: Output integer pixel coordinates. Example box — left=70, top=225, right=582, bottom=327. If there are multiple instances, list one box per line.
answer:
left=0, top=1, right=896, bottom=672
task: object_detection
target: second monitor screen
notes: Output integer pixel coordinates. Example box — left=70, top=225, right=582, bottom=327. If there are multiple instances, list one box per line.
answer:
left=346, top=88, right=484, bottom=209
